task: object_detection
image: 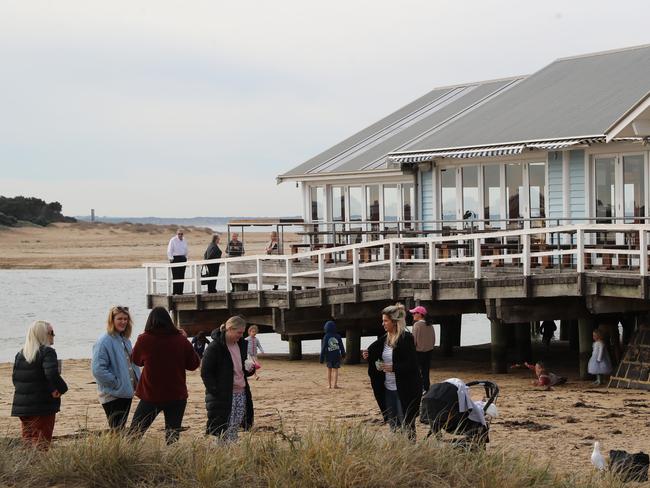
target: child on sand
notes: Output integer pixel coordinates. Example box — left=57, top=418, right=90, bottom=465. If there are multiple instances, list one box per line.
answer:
left=588, top=329, right=612, bottom=385
left=511, top=361, right=567, bottom=390
left=245, top=325, right=264, bottom=380
left=320, top=320, right=345, bottom=389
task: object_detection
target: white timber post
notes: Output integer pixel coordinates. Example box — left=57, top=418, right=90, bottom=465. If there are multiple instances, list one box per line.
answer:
left=318, top=253, right=325, bottom=288
left=223, top=261, right=230, bottom=292
left=640, top=229, right=648, bottom=277
left=523, top=233, right=531, bottom=276
left=352, top=248, right=360, bottom=285
left=167, top=265, right=173, bottom=296
left=577, top=229, right=584, bottom=273
left=286, top=258, right=293, bottom=290
left=429, top=241, right=436, bottom=281
left=473, top=238, right=481, bottom=279
left=146, top=266, right=153, bottom=295
left=389, top=242, right=396, bottom=281
left=194, top=263, right=201, bottom=294
left=256, top=258, right=263, bottom=291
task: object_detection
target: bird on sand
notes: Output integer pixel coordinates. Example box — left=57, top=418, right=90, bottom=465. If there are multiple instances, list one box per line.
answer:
left=591, top=441, right=607, bottom=471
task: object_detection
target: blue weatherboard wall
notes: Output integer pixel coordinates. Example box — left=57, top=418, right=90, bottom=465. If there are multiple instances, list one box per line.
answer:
left=569, top=150, right=586, bottom=221
left=421, top=169, right=433, bottom=228
left=547, top=151, right=564, bottom=221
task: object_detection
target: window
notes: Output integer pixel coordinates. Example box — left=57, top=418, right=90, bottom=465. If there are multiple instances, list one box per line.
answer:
left=594, top=157, right=615, bottom=223
left=402, top=183, right=414, bottom=225
left=462, top=166, right=480, bottom=219
left=506, top=163, right=523, bottom=223
left=349, top=186, right=362, bottom=221
left=383, top=185, right=399, bottom=222
left=440, top=168, right=457, bottom=222
left=483, top=165, right=501, bottom=228
left=529, top=162, right=546, bottom=227
left=366, top=185, right=380, bottom=222
left=332, top=186, right=345, bottom=221
left=623, top=155, right=645, bottom=223
left=310, top=186, right=324, bottom=221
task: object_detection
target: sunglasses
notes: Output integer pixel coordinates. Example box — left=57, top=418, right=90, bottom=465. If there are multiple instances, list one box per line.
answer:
left=48, top=331, right=55, bottom=337
left=112, top=306, right=130, bottom=314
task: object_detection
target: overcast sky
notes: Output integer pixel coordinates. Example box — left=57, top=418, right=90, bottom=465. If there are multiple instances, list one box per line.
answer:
left=2, top=0, right=649, bottom=217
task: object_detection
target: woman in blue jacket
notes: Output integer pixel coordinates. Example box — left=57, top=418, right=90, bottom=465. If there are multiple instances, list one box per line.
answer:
left=91, top=306, right=140, bottom=430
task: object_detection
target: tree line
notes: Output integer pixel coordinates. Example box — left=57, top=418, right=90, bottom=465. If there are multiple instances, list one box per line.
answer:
left=0, top=196, right=76, bottom=226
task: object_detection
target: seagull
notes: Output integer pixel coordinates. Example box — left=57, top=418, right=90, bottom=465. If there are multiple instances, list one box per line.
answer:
left=591, top=441, right=607, bottom=471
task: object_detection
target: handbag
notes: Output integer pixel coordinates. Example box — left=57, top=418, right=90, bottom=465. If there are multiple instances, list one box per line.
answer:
left=200, top=265, right=208, bottom=278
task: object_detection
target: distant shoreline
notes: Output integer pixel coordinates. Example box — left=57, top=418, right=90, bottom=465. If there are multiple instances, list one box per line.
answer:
left=0, top=222, right=299, bottom=269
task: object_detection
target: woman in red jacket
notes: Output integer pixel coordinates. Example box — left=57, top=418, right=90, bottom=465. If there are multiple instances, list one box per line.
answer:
left=129, top=307, right=200, bottom=444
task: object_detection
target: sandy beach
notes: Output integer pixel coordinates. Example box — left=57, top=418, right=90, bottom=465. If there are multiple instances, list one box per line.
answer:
left=0, top=222, right=300, bottom=269
left=1, top=345, right=648, bottom=478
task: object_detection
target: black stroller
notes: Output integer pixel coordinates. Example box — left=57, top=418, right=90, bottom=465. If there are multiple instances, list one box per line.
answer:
left=420, top=380, right=499, bottom=447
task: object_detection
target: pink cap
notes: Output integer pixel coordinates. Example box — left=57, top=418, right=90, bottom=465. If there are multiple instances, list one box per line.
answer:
left=409, top=305, right=427, bottom=315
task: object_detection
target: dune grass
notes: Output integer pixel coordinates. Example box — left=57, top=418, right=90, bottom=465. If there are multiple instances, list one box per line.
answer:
left=0, top=425, right=627, bottom=488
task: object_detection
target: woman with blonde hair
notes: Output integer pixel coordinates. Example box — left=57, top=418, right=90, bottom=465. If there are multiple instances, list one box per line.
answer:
left=362, top=303, right=421, bottom=439
left=201, top=316, right=255, bottom=441
left=11, top=320, right=68, bottom=448
left=92, top=306, right=141, bottom=430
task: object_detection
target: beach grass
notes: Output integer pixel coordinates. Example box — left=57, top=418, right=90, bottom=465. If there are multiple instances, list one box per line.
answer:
left=0, top=425, right=627, bottom=488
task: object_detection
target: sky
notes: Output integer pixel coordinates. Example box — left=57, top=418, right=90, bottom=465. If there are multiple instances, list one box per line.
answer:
left=1, top=0, right=649, bottom=218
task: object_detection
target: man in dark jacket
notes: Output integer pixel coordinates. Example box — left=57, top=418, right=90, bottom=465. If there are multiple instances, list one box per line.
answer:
left=201, top=322, right=254, bottom=440
left=203, top=234, right=222, bottom=294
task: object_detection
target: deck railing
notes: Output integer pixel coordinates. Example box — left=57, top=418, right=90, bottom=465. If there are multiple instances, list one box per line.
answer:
left=143, top=224, right=650, bottom=296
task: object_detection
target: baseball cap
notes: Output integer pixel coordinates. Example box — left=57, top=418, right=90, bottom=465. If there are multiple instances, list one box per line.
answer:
left=409, top=305, right=427, bottom=315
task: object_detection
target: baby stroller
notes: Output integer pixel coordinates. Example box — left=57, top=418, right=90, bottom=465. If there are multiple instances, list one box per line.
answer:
left=420, top=379, right=499, bottom=447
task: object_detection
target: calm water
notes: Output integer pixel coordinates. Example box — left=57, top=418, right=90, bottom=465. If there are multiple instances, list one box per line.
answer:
left=0, top=269, right=491, bottom=362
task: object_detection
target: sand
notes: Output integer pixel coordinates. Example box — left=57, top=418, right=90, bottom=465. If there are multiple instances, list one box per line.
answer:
left=0, top=222, right=300, bottom=269
left=1, top=345, right=648, bottom=477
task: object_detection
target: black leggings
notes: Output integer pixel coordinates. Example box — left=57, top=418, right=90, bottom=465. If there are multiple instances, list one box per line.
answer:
left=130, top=399, right=187, bottom=444
left=416, top=350, right=433, bottom=392
left=102, top=397, right=132, bottom=430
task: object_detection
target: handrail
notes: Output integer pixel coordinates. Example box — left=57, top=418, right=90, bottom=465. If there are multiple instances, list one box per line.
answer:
left=144, top=224, right=650, bottom=296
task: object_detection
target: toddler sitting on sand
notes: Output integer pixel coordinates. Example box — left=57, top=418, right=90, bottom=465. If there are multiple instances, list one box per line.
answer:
left=511, top=361, right=567, bottom=390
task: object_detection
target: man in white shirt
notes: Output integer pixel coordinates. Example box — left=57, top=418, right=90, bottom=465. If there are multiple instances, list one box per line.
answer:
left=167, top=229, right=188, bottom=295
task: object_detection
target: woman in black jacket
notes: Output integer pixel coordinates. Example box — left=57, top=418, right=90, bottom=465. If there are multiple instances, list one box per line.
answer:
left=201, top=316, right=254, bottom=441
left=12, top=320, right=68, bottom=448
left=362, top=303, right=421, bottom=440
left=203, top=234, right=222, bottom=294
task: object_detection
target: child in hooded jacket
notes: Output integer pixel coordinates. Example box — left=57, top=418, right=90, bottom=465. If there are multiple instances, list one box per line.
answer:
left=320, top=320, right=345, bottom=389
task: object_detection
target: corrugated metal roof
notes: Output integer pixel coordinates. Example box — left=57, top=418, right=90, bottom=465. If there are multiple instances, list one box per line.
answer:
left=278, top=77, right=522, bottom=180
left=279, top=44, right=650, bottom=180
left=396, top=44, right=650, bottom=154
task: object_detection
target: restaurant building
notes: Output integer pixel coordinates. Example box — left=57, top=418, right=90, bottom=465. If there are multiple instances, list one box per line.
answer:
left=277, top=45, right=650, bottom=238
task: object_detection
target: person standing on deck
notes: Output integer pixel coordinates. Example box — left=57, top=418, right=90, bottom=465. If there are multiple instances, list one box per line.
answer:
left=167, top=229, right=188, bottom=295
left=265, top=231, right=279, bottom=290
left=203, top=234, right=222, bottom=294
left=226, top=232, right=245, bottom=257
left=410, top=306, right=434, bottom=393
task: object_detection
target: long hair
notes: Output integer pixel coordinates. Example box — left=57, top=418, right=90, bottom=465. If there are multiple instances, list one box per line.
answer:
left=106, top=306, right=133, bottom=339
left=22, top=320, right=51, bottom=363
left=144, top=307, right=178, bottom=333
left=382, top=303, right=406, bottom=347
left=220, top=315, right=247, bottom=332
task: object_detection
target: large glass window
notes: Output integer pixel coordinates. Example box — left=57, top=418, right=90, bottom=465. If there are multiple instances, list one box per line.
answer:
left=595, top=157, right=615, bottom=223
left=349, top=186, right=363, bottom=221
left=506, top=163, right=523, bottom=225
left=462, top=166, right=480, bottom=220
left=332, top=186, right=345, bottom=222
left=529, top=162, right=546, bottom=227
left=366, top=185, right=380, bottom=222
left=402, top=183, right=414, bottom=227
left=383, top=185, right=399, bottom=222
left=440, top=168, right=457, bottom=223
left=483, top=165, right=501, bottom=228
left=623, top=155, right=645, bottom=223
left=310, top=186, right=324, bottom=221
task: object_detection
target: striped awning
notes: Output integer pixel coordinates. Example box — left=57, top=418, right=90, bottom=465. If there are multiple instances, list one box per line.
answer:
left=388, top=137, right=621, bottom=163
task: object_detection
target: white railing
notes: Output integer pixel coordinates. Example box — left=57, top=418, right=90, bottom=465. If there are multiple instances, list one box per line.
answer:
left=143, top=224, right=650, bottom=296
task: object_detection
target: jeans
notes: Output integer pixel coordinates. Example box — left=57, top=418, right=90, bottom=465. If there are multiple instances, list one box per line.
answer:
left=130, top=399, right=187, bottom=444
left=384, top=389, right=404, bottom=431
left=102, top=397, right=132, bottom=430
left=416, top=350, right=432, bottom=392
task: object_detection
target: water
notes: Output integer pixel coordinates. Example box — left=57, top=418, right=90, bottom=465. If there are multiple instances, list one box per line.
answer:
left=0, top=269, right=492, bottom=362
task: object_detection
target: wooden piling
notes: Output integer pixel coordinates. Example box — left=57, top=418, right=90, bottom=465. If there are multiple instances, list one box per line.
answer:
left=288, top=337, right=302, bottom=360
left=559, top=319, right=569, bottom=341
left=490, top=318, right=508, bottom=374
left=578, top=317, right=595, bottom=379
left=440, top=315, right=461, bottom=357
left=345, top=328, right=361, bottom=364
